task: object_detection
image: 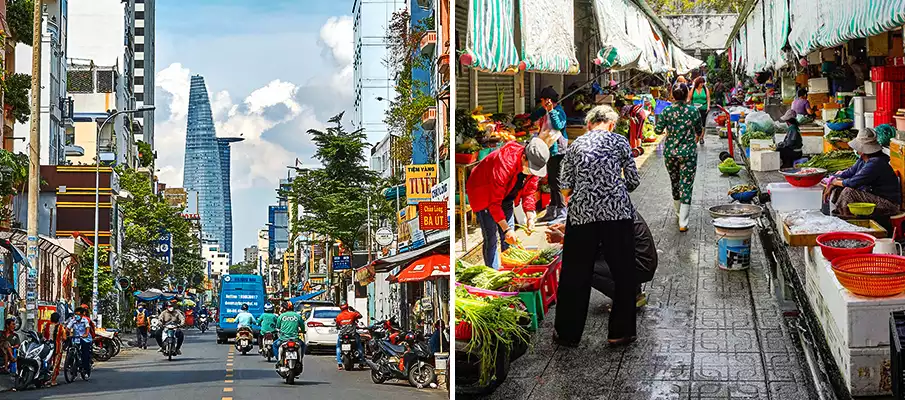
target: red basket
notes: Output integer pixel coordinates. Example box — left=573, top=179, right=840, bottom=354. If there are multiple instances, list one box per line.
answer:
left=871, top=66, right=905, bottom=82
left=816, top=232, right=876, bottom=262
left=454, top=320, right=472, bottom=341
left=831, top=254, right=905, bottom=297
left=877, top=82, right=905, bottom=114
left=875, top=109, right=895, bottom=127
left=784, top=174, right=824, bottom=187
left=455, top=152, right=478, bottom=165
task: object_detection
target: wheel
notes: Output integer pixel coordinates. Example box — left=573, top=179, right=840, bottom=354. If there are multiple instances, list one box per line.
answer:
left=638, top=147, right=645, bottom=155
left=112, top=338, right=122, bottom=357
left=81, top=368, right=91, bottom=381
left=342, top=355, right=354, bottom=371
left=168, top=353, right=173, bottom=361
left=371, top=368, right=388, bottom=384
left=266, top=355, right=272, bottom=362
left=242, top=350, right=247, bottom=355
left=631, top=148, right=641, bottom=158
left=64, top=350, right=78, bottom=383
left=285, top=374, right=295, bottom=385
left=14, top=363, right=35, bottom=390
left=408, top=361, right=436, bottom=389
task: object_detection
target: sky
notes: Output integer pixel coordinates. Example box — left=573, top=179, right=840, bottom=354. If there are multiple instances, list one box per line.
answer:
left=151, top=0, right=356, bottom=257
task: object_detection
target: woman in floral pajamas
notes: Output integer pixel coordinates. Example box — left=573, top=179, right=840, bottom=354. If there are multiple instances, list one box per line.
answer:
left=655, top=83, right=702, bottom=232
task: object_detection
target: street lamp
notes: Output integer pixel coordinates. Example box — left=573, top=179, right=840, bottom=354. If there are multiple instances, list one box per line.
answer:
left=92, top=106, right=155, bottom=322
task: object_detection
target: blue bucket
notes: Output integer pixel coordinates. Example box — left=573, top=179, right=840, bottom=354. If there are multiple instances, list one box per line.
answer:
left=730, top=113, right=741, bottom=122
left=715, top=227, right=753, bottom=271
left=654, top=101, right=671, bottom=115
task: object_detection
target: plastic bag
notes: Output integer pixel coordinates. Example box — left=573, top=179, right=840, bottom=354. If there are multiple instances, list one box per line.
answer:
left=745, top=111, right=774, bottom=133
left=538, top=113, right=564, bottom=150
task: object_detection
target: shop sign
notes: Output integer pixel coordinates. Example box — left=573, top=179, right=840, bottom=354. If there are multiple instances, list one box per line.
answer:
left=408, top=219, right=426, bottom=248
left=375, top=227, right=394, bottom=246
left=405, top=164, right=438, bottom=205
left=418, top=201, right=448, bottom=230
left=431, top=178, right=450, bottom=201
left=333, top=255, right=351, bottom=270
left=398, top=215, right=412, bottom=243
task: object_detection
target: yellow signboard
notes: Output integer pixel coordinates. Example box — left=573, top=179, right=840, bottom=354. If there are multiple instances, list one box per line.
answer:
left=405, top=164, right=438, bottom=205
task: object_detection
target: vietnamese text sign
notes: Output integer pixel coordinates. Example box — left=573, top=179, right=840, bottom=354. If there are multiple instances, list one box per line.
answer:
left=431, top=178, right=449, bottom=201
left=405, top=164, right=438, bottom=205
left=375, top=227, right=394, bottom=246
left=332, top=255, right=351, bottom=270
left=418, top=201, right=448, bottom=230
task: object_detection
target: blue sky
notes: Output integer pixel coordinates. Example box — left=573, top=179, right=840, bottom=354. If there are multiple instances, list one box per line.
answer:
left=154, top=0, right=356, bottom=258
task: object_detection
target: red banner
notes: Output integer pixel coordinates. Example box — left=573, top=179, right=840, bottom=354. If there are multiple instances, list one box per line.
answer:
left=417, top=201, right=448, bottom=230
left=37, top=304, right=56, bottom=335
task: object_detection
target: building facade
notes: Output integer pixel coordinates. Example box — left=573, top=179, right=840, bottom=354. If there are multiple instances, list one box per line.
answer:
left=203, top=242, right=230, bottom=279
left=130, top=0, right=155, bottom=148
left=243, top=245, right=258, bottom=266
left=369, top=133, right=393, bottom=179
left=66, top=62, right=136, bottom=167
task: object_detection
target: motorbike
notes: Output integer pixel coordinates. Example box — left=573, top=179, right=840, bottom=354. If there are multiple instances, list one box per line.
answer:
left=162, top=324, right=180, bottom=361
left=275, top=338, right=304, bottom=385
left=235, top=326, right=255, bottom=355
left=261, top=332, right=275, bottom=362
left=14, top=331, right=55, bottom=390
left=366, top=328, right=436, bottom=388
left=197, top=315, right=210, bottom=333
left=92, top=328, right=121, bottom=361
left=338, top=324, right=365, bottom=371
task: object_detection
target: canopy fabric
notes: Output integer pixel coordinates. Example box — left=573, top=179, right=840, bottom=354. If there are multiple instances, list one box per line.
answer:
left=764, top=0, right=790, bottom=71
left=464, top=0, right=521, bottom=73
left=289, top=290, right=327, bottom=303
left=625, top=3, right=671, bottom=74
left=789, top=0, right=905, bottom=57
left=738, top=24, right=748, bottom=73
left=670, top=43, right=704, bottom=75
left=744, top=1, right=767, bottom=77
left=392, top=254, right=450, bottom=283
left=592, top=0, right=642, bottom=69
left=133, top=290, right=178, bottom=301
left=371, top=238, right=450, bottom=273
left=519, top=0, right=579, bottom=74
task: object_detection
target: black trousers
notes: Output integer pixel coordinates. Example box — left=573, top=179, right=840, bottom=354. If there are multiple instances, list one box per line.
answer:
left=778, top=147, right=802, bottom=168
left=548, top=154, right=565, bottom=208
left=555, top=219, right=636, bottom=342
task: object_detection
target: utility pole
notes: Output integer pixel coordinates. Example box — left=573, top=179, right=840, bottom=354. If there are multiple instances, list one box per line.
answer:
left=24, top=0, right=43, bottom=330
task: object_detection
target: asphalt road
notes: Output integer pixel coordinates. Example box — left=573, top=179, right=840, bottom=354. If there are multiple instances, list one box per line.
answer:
left=8, top=330, right=447, bottom=400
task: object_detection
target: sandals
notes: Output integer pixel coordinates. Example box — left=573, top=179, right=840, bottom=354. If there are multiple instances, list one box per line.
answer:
left=607, top=336, right=637, bottom=346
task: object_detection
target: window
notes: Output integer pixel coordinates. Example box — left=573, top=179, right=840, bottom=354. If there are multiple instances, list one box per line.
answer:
left=135, top=27, right=145, bottom=36
left=135, top=92, right=144, bottom=102
left=135, top=11, right=144, bottom=19
left=134, top=76, right=144, bottom=86
left=312, top=309, right=341, bottom=319
left=135, top=44, right=145, bottom=53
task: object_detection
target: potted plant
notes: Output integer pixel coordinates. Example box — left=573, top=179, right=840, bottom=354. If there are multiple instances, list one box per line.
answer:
left=456, top=109, right=483, bottom=164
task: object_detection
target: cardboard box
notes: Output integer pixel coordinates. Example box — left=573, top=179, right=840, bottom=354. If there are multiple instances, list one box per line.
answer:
left=750, top=150, right=780, bottom=171
left=749, top=138, right=774, bottom=151
left=809, top=93, right=830, bottom=107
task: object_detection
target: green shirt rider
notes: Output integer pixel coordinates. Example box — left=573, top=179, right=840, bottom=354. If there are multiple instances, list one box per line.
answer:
left=272, top=302, right=306, bottom=360
left=256, top=303, right=279, bottom=352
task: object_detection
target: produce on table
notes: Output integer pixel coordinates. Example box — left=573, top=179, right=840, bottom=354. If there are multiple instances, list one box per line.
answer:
left=615, top=119, right=630, bottom=138
left=825, top=129, right=856, bottom=142
left=454, top=287, right=529, bottom=385
left=796, top=150, right=858, bottom=172
left=457, top=109, right=482, bottom=139
left=465, top=268, right=517, bottom=290
left=782, top=210, right=872, bottom=234
left=529, top=247, right=561, bottom=265
left=728, top=184, right=758, bottom=195
left=797, top=115, right=815, bottom=125
left=456, top=138, right=482, bottom=153
left=740, top=130, right=772, bottom=148
left=824, top=239, right=872, bottom=249
left=501, top=247, right=539, bottom=266
left=720, top=158, right=739, bottom=168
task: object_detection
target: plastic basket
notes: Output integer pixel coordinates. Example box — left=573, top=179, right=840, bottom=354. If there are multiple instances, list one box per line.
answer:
left=654, top=101, right=672, bottom=115
left=816, top=232, right=876, bottom=261
left=831, top=254, right=905, bottom=297
left=455, top=320, right=472, bottom=341
left=872, top=66, right=905, bottom=82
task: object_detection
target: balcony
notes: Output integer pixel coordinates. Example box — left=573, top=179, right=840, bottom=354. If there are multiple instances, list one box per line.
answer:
left=437, top=54, right=450, bottom=83
left=420, top=31, right=437, bottom=57
left=64, top=145, right=85, bottom=157
left=421, top=106, right=437, bottom=130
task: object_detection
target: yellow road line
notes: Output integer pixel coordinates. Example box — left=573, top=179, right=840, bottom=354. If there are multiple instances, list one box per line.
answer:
left=224, top=388, right=233, bottom=392
left=225, top=380, right=233, bottom=383
left=222, top=398, right=233, bottom=400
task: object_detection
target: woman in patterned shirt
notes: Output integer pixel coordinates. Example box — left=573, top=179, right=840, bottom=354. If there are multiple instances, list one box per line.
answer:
left=554, top=105, right=640, bottom=347
left=655, top=83, right=702, bottom=232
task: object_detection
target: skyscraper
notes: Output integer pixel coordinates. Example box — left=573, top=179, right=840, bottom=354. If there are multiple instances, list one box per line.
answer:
left=183, top=75, right=240, bottom=261
left=132, top=0, right=156, bottom=148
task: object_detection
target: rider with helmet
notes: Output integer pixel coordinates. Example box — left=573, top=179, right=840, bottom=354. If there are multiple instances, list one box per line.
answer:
left=235, top=304, right=255, bottom=329
left=155, top=301, right=185, bottom=354
left=256, top=303, right=279, bottom=352
left=334, top=303, right=364, bottom=370
left=273, top=302, right=305, bottom=360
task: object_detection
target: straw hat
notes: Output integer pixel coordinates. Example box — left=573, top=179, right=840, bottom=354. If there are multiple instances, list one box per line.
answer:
left=848, top=127, right=883, bottom=154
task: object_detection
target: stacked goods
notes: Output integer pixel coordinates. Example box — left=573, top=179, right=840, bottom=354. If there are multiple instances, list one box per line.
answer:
left=530, top=248, right=561, bottom=266
left=872, top=64, right=905, bottom=127
left=501, top=247, right=538, bottom=267
left=797, top=150, right=858, bottom=172
left=457, top=263, right=517, bottom=291
left=740, top=131, right=772, bottom=148
left=454, top=287, right=530, bottom=385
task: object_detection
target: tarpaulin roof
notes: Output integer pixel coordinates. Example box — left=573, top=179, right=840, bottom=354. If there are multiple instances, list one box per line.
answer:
left=391, top=254, right=450, bottom=283
left=519, top=0, right=580, bottom=74
left=592, top=0, right=673, bottom=74
left=790, top=0, right=905, bottom=56
left=592, top=0, right=642, bottom=69
left=289, top=290, right=327, bottom=303
left=371, top=238, right=449, bottom=273
left=463, top=0, right=521, bottom=73
left=670, top=43, right=705, bottom=74
left=133, top=289, right=178, bottom=301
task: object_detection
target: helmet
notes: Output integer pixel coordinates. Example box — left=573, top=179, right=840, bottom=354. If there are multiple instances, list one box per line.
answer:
left=241, top=304, right=249, bottom=311
left=264, top=303, right=274, bottom=312
left=340, top=303, right=349, bottom=311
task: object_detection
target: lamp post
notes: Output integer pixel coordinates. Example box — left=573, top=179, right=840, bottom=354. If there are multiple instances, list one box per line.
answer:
left=93, top=106, right=155, bottom=321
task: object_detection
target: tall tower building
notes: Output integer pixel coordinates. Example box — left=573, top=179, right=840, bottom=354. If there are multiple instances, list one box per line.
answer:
left=132, top=0, right=156, bottom=148
left=183, top=75, right=238, bottom=262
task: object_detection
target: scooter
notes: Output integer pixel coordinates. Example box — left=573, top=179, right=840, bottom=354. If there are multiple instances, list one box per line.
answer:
left=14, top=331, right=55, bottom=390
left=235, top=327, right=255, bottom=355
left=275, top=339, right=304, bottom=384
left=338, top=324, right=364, bottom=371
left=162, top=324, right=180, bottom=361
left=366, top=329, right=436, bottom=388
left=197, top=315, right=209, bottom=333
left=261, top=332, right=275, bottom=362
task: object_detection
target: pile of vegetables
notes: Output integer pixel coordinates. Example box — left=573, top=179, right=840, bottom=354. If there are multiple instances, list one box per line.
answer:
left=642, top=122, right=656, bottom=140
left=501, top=247, right=538, bottom=267
left=740, top=130, right=772, bottom=148
left=457, top=109, right=482, bottom=139
left=457, top=262, right=517, bottom=290
left=720, top=158, right=739, bottom=168
left=615, top=119, right=630, bottom=138
left=796, top=150, right=858, bottom=172
left=456, top=138, right=482, bottom=154
left=530, top=247, right=561, bottom=265
left=825, top=129, right=856, bottom=142
left=455, top=287, right=529, bottom=385
left=729, top=184, right=758, bottom=195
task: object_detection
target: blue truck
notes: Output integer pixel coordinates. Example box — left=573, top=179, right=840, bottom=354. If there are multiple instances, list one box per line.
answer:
left=216, top=274, right=266, bottom=344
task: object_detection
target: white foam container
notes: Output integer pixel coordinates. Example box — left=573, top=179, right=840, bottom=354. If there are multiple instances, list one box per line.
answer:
left=853, top=96, right=877, bottom=114
left=809, top=78, right=830, bottom=93
left=823, top=108, right=840, bottom=122
left=750, top=150, right=780, bottom=172
left=865, top=81, right=876, bottom=96
left=766, top=182, right=823, bottom=211
left=855, top=113, right=866, bottom=130
left=866, top=112, right=875, bottom=128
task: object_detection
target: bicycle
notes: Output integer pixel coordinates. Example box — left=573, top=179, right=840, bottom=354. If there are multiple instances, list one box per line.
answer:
left=63, top=337, right=91, bottom=383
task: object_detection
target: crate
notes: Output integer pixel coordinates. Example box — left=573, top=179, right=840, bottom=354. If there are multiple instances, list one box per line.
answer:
left=878, top=110, right=896, bottom=127
left=878, top=82, right=905, bottom=113
left=872, top=66, right=905, bottom=82
left=890, top=310, right=905, bottom=399
left=809, top=78, right=830, bottom=93
left=782, top=219, right=888, bottom=247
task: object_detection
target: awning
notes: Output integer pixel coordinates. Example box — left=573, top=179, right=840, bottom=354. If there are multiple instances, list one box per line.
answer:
left=670, top=44, right=704, bottom=75
left=592, top=0, right=642, bottom=69
left=133, top=289, right=178, bottom=301
left=371, top=238, right=449, bottom=273
left=763, top=0, right=790, bottom=71
left=519, top=0, right=579, bottom=74
left=790, top=0, right=905, bottom=56
left=463, top=0, right=521, bottom=73
left=744, top=0, right=767, bottom=77
left=391, top=254, right=450, bottom=283
left=289, top=290, right=327, bottom=303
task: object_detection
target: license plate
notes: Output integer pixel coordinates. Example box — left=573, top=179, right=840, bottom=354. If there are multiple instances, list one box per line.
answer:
left=226, top=318, right=235, bottom=323
left=341, top=344, right=351, bottom=351
left=264, top=340, right=273, bottom=345
left=327, top=327, right=337, bottom=334
left=285, top=352, right=298, bottom=359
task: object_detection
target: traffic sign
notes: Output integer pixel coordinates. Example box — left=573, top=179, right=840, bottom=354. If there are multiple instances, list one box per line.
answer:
left=333, top=255, right=351, bottom=270
left=375, top=227, right=394, bottom=246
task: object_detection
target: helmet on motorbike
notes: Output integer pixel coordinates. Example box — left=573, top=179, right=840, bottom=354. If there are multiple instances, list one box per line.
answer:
left=241, top=303, right=249, bottom=311
left=264, top=303, right=274, bottom=312
left=340, top=303, right=349, bottom=311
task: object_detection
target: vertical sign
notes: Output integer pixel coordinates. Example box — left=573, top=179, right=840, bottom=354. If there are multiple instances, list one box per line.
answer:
left=405, top=164, right=438, bottom=205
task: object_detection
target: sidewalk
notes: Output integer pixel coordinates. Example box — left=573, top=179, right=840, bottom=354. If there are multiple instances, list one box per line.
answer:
left=479, top=140, right=819, bottom=400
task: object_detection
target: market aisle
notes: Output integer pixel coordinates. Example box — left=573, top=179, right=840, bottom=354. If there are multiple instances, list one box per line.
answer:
left=481, top=140, right=818, bottom=400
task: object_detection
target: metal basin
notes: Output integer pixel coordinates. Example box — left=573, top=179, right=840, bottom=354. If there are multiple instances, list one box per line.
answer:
left=708, top=204, right=764, bottom=219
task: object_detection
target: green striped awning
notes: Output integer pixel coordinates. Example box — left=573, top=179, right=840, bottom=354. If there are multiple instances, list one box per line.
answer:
left=790, top=0, right=905, bottom=56
left=519, top=0, right=580, bottom=74
left=464, top=0, right=520, bottom=74
left=592, top=0, right=642, bottom=70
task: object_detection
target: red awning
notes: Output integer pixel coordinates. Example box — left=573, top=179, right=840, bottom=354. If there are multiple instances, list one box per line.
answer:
left=391, top=254, right=450, bottom=283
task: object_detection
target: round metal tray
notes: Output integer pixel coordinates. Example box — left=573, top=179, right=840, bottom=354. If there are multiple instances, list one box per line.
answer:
left=708, top=204, right=764, bottom=219
left=779, top=167, right=827, bottom=178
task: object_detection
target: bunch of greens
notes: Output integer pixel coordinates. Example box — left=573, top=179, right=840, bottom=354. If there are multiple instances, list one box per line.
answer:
left=825, top=130, right=856, bottom=142
left=720, top=158, right=739, bottom=168
left=530, top=247, right=561, bottom=265
left=796, top=150, right=858, bottom=172
left=455, top=287, right=530, bottom=385
left=740, top=131, right=772, bottom=148
left=456, top=108, right=482, bottom=139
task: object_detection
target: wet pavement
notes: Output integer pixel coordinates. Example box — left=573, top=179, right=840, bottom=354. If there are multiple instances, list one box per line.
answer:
left=476, top=139, right=819, bottom=400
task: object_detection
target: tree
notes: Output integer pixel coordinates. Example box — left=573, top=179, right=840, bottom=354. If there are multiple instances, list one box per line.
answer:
left=4, top=73, right=32, bottom=124
left=648, top=0, right=745, bottom=14
left=229, top=262, right=256, bottom=275
left=6, top=0, right=35, bottom=46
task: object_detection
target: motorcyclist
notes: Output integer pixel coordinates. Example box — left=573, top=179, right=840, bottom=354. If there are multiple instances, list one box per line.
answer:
left=235, top=304, right=255, bottom=329
left=256, top=303, right=279, bottom=352
left=196, top=306, right=210, bottom=328
left=273, top=302, right=305, bottom=360
left=155, top=301, right=186, bottom=355
left=334, top=303, right=365, bottom=370
left=65, top=307, right=93, bottom=376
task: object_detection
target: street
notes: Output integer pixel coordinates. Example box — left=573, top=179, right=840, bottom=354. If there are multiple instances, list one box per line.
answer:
left=9, top=330, right=446, bottom=400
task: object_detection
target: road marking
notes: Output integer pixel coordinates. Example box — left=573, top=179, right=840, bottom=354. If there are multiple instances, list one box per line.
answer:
left=225, top=373, right=233, bottom=377
left=222, top=398, right=233, bottom=400
left=225, top=379, right=233, bottom=383
left=224, top=388, right=233, bottom=392
left=226, top=363, right=233, bottom=366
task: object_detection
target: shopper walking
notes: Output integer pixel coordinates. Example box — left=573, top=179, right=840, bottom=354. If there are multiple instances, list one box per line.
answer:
left=530, top=86, right=569, bottom=223
left=688, top=77, right=710, bottom=143
left=134, top=303, right=151, bottom=349
left=466, top=138, right=549, bottom=269
left=554, top=105, right=640, bottom=347
left=656, top=83, right=703, bottom=232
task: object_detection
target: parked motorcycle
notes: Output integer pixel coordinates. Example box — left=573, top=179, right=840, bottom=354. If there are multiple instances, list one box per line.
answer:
left=14, top=331, right=55, bottom=390
left=235, top=326, right=255, bottom=355
left=162, top=324, right=180, bottom=361
left=197, top=315, right=209, bottom=333
left=366, top=328, right=436, bottom=388
left=275, top=339, right=304, bottom=384
left=261, top=332, right=275, bottom=362
left=338, top=324, right=365, bottom=371
left=92, top=328, right=121, bottom=361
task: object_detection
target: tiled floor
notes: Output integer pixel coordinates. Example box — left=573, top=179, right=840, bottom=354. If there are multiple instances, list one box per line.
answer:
left=477, top=140, right=818, bottom=400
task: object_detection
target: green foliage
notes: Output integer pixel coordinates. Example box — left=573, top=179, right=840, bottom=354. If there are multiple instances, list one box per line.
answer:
left=4, top=73, right=32, bottom=124
left=77, top=246, right=114, bottom=305
left=648, top=0, right=746, bottom=13
left=229, top=262, right=256, bottom=275
left=0, top=150, right=29, bottom=197
left=136, top=141, right=154, bottom=168
left=7, top=0, right=34, bottom=46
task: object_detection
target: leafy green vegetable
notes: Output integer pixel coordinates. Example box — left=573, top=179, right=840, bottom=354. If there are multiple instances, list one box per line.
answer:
left=455, top=287, right=529, bottom=385
left=796, top=150, right=857, bottom=172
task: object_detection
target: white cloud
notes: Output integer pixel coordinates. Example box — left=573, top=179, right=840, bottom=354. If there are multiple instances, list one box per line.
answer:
left=319, top=16, right=354, bottom=97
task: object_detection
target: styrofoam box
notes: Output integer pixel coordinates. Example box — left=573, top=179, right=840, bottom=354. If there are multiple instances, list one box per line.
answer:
left=809, top=78, right=830, bottom=93
left=853, top=96, right=877, bottom=114
left=865, top=81, right=876, bottom=96
left=750, top=150, right=780, bottom=171
left=855, top=114, right=866, bottom=130
left=749, top=138, right=774, bottom=151
left=824, top=108, right=840, bottom=122
left=766, top=182, right=823, bottom=211
left=776, top=133, right=824, bottom=154
left=866, top=112, right=875, bottom=128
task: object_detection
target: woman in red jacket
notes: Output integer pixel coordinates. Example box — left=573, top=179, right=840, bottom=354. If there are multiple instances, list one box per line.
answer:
left=465, top=137, right=549, bottom=269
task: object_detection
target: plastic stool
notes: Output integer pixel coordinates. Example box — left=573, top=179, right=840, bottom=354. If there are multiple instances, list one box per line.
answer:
left=517, top=291, right=544, bottom=332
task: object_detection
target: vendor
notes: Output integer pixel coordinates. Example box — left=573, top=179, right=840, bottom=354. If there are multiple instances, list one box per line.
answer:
left=776, top=110, right=803, bottom=168
left=825, top=128, right=901, bottom=218
left=465, top=138, right=549, bottom=269
left=791, top=89, right=816, bottom=118
left=529, top=86, right=569, bottom=223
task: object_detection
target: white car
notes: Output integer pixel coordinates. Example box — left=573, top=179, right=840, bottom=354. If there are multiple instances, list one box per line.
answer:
left=303, top=306, right=342, bottom=349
